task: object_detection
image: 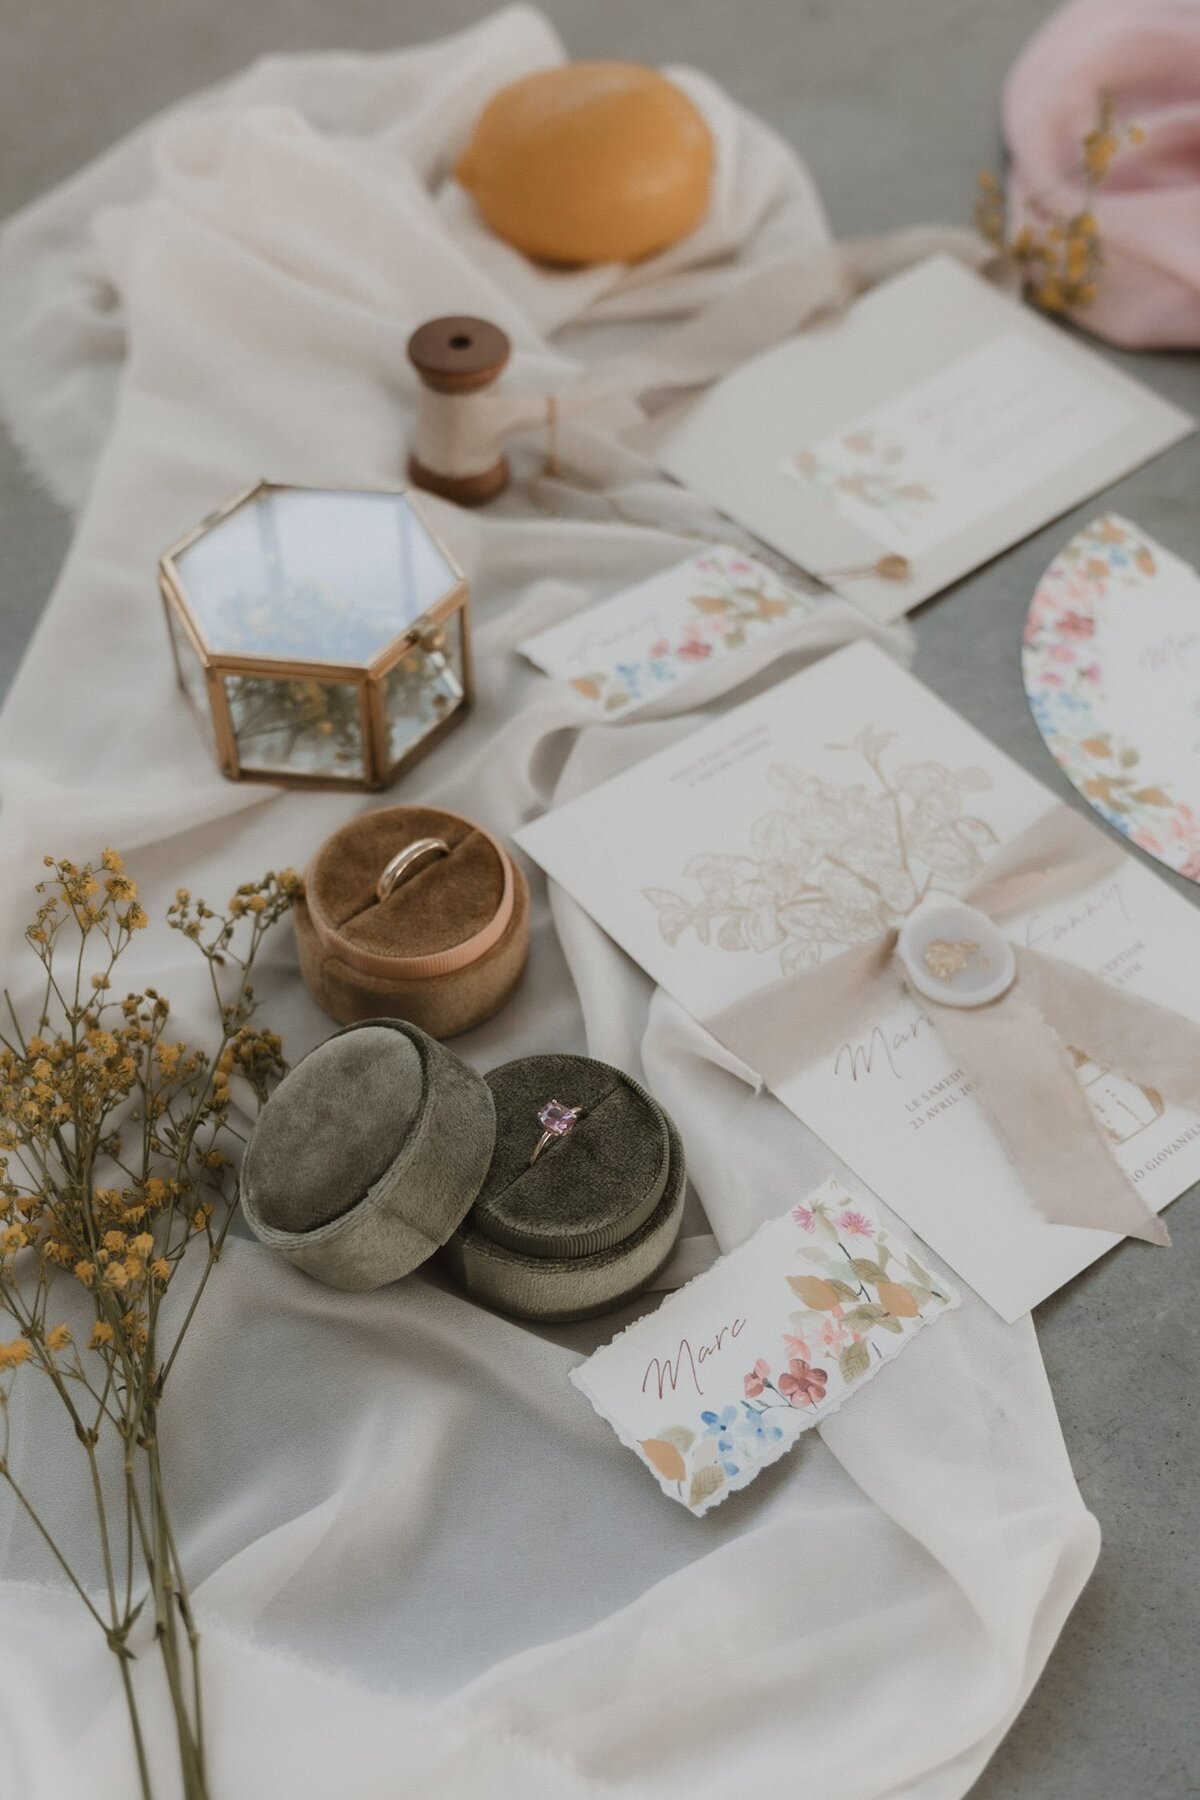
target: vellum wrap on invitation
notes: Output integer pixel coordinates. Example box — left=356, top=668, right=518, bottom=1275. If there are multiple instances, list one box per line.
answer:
left=707, top=803, right=1200, bottom=1245
left=517, top=642, right=1200, bottom=1317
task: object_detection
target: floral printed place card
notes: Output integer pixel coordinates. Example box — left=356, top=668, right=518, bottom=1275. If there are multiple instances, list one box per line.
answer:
left=518, top=640, right=1200, bottom=1320
left=1024, top=515, right=1200, bottom=883
left=572, top=1179, right=957, bottom=1515
left=519, top=547, right=820, bottom=718
left=659, top=256, right=1192, bottom=621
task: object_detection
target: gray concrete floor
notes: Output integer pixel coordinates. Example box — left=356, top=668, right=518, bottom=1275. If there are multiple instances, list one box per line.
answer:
left=2, top=0, right=1198, bottom=1793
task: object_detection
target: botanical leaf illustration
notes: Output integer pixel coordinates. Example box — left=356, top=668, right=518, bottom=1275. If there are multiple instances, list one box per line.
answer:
left=787, top=1275, right=841, bottom=1310
left=791, top=431, right=938, bottom=522
left=843, top=1302, right=891, bottom=1329
left=644, top=731, right=994, bottom=971
left=849, top=1257, right=889, bottom=1285
left=877, top=1281, right=921, bottom=1318
left=839, top=1341, right=871, bottom=1382
left=688, top=1462, right=726, bottom=1507
left=640, top=1437, right=687, bottom=1483
left=658, top=1425, right=696, bottom=1454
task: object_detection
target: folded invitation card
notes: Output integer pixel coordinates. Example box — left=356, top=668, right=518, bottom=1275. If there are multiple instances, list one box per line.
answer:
left=572, top=1178, right=957, bottom=1515
left=518, top=641, right=1200, bottom=1320
left=658, top=256, right=1193, bottom=621
left=519, top=546, right=820, bottom=718
left=1025, top=514, right=1200, bottom=884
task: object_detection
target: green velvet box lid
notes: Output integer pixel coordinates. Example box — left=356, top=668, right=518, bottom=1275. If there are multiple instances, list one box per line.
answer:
left=241, top=1023, right=685, bottom=1321
left=240, top=1019, right=495, bottom=1291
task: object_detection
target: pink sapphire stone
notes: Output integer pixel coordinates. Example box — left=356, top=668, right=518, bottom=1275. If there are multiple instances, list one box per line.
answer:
left=537, top=1099, right=577, bottom=1136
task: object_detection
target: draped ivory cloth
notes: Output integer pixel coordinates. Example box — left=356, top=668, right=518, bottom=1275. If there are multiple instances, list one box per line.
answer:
left=0, top=10, right=1098, bottom=1798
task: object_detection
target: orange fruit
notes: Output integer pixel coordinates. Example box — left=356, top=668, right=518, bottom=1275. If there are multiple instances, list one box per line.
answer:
left=456, top=62, right=713, bottom=266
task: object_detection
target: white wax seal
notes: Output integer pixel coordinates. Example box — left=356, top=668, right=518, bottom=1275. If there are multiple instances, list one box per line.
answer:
left=896, top=899, right=1015, bottom=1009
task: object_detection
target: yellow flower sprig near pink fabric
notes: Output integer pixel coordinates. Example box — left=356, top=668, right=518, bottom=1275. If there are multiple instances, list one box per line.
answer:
left=976, top=91, right=1144, bottom=318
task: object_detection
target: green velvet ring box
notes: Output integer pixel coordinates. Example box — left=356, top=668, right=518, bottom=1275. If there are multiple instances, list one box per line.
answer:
left=240, top=1022, right=685, bottom=1323
left=293, top=805, right=529, bottom=1037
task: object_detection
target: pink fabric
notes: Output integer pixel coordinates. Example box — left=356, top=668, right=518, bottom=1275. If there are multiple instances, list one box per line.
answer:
left=1004, top=0, right=1200, bottom=347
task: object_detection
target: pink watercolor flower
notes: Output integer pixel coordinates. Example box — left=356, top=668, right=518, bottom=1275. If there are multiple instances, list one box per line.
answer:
left=1057, top=611, right=1095, bottom=639
left=1058, top=574, right=1094, bottom=605
left=677, top=639, right=713, bottom=663
left=1041, top=672, right=1064, bottom=688
left=822, top=1313, right=847, bottom=1350
left=1079, top=662, right=1102, bottom=683
left=1048, top=644, right=1076, bottom=664
left=648, top=638, right=670, bottom=659
left=744, top=1358, right=770, bottom=1398
left=777, top=1357, right=828, bottom=1408
left=783, top=1333, right=810, bottom=1360
left=836, top=1208, right=874, bottom=1238
left=792, top=1205, right=817, bottom=1233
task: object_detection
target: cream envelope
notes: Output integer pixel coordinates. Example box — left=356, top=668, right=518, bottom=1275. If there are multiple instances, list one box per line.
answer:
left=517, top=640, right=1200, bottom=1320
left=658, top=256, right=1193, bottom=621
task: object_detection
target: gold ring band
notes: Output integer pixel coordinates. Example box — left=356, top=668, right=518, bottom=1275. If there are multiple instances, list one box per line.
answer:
left=376, top=837, right=450, bottom=902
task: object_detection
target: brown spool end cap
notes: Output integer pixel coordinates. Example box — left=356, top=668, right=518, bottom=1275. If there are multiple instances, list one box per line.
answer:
left=407, top=316, right=511, bottom=394
left=408, top=454, right=509, bottom=508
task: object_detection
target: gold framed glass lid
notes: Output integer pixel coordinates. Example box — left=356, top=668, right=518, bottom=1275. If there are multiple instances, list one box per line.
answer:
left=159, top=483, right=473, bottom=790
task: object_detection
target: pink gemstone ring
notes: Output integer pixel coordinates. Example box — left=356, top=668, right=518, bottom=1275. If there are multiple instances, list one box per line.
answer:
left=530, top=1099, right=583, bottom=1165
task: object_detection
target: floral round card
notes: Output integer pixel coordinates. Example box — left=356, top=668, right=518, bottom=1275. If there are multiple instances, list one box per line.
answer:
left=1023, top=514, right=1200, bottom=883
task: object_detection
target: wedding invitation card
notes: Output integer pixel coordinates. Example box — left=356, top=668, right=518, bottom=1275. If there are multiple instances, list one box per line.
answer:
left=1025, top=514, right=1200, bottom=884
left=520, top=546, right=820, bottom=718
left=572, top=1178, right=958, bottom=1515
left=658, top=256, right=1193, bottom=621
left=518, top=641, right=1200, bottom=1320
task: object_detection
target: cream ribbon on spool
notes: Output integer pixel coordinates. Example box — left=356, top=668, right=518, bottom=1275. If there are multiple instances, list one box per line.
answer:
left=413, top=366, right=557, bottom=482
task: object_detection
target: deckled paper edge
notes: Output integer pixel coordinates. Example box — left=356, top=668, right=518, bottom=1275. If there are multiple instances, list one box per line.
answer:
left=569, top=1178, right=960, bottom=1517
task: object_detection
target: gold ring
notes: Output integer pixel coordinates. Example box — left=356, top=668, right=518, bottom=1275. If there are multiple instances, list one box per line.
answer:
left=376, top=837, right=450, bottom=902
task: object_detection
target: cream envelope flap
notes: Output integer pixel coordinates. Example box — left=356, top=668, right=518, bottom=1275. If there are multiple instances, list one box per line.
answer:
left=658, top=256, right=1193, bottom=621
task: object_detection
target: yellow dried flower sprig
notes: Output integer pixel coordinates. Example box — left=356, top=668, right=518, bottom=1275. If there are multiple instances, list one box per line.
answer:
left=976, top=91, right=1144, bottom=316
left=0, top=852, right=297, bottom=1800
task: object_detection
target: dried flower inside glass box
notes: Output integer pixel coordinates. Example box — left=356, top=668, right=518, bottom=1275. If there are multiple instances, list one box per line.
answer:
left=158, top=482, right=473, bottom=789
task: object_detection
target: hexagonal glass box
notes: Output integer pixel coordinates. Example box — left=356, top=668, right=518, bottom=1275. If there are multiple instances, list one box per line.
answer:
left=159, top=482, right=472, bottom=789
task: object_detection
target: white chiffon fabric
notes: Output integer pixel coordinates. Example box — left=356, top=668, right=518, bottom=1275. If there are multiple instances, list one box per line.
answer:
left=0, top=11, right=1098, bottom=1797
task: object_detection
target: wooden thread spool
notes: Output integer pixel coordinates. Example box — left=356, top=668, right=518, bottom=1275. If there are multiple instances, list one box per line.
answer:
left=407, top=316, right=516, bottom=506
